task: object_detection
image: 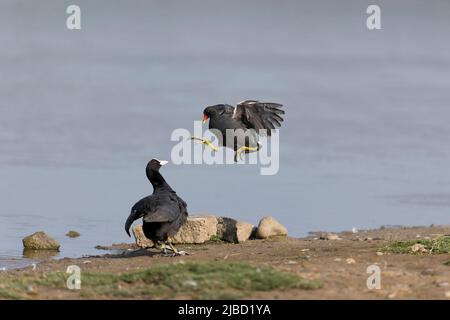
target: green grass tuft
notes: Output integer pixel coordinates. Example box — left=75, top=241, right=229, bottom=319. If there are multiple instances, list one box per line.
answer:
left=0, top=261, right=320, bottom=300
left=208, top=235, right=223, bottom=243
left=383, top=236, right=450, bottom=254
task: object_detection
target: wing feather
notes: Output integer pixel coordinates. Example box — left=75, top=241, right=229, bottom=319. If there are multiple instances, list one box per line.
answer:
left=124, top=193, right=184, bottom=236
left=233, top=100, right=285, bottom=136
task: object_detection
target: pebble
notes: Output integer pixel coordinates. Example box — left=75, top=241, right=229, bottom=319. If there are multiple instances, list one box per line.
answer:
left=83, top=260, right=92, bottom=264
left=376, top=251, right=384, bottom=256
left=387, top=292, right=397, bottom=299
left=411, top=244, right=428, bottom=253
left=183, top=280, right=198, bottom=287
left=351, top=227, right=358, bottom=234
left=286, top=260, right=298, bottom=265
left=435, top=281, right=449, bottom=288
left=346, top=258, right=356, bottom=264
left=320, top=233, right=342, bottom=241
left=334, top=258, right=342, bottom=262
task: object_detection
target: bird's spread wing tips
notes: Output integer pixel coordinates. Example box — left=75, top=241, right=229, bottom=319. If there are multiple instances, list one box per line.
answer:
left=233, top=100, right=285, bottom=135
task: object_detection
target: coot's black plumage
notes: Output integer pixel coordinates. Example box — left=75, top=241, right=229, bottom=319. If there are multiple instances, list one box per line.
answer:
left=199, top=100, right=285, bottom=161
left=125, top=159, right=188, bottom=254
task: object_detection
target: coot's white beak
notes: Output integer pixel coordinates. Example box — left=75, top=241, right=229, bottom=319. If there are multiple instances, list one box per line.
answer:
left=159, top=160, right=169, bottom=166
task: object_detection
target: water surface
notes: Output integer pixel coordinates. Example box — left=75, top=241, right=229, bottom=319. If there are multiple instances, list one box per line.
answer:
left=1, top=0, right=450, bottom=269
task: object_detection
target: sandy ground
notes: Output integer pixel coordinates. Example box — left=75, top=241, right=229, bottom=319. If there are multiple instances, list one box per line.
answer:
left=1, top=225, right=450, bottom=299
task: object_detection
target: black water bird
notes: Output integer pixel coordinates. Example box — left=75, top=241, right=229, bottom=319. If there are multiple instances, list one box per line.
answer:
left=125, top=159, right=188, bottom=255
left=192, top=100, right=285, bottom=161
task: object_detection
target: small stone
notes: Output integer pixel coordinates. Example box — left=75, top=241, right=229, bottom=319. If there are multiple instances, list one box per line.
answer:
left=173, top=215, right=218, bottom=244
left=376, top=251, right=384, bottom=256
left=22, top=232, right=60, bottom=251
left=334, top=258, right=342, bottom=262
left=435, top=281, right=449, bottom=288
left=352, top=227, right=358, bottom=233
left=66, top=231, right=80, bottom=238
left=285, top=260, right=298, bottom=265
left=410, top=243, right=428, bottom=253
left=387, top=292, right=397, bottom=299
left=132, top=225, right=154, bottom=248
left=183, top=280, right=198, bottom=287
left=320, top=233, right=341, bottom=240
left=255, top=216, right=288, bottom=239
left=346, top=258, right=356, bottom=264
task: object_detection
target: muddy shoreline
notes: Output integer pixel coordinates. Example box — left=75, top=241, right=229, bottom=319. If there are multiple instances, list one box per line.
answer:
left=1, top=225, right=450, bottom=299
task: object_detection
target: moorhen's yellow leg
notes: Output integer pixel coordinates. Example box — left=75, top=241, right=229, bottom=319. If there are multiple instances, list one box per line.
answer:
left=234, top=146, right=260, bottom=162
left=190, top=136, right=219, bottom=152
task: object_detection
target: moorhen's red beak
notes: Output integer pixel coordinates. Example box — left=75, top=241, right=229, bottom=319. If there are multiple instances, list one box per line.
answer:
left=203, top=113, right=208, bottom=124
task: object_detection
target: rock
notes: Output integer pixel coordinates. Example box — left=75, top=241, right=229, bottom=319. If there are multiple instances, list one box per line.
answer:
left=132, top=225, right=153, bottom=248
left=255, top=216, right=288, bottom=239
left=346, top=258, right=356, bottom=264
left=172, top=215, right=218, bottom=244
left=22, top=232, right=60, bottom=251
left=410, top=243, right=428, bottom=253
left=376, top=251, right=384, bottom=256
left=66, top=231, right=80, bottom=238
left=320, top=233, right=341, bottom=241
left=217, top=217, right=254, bottom=243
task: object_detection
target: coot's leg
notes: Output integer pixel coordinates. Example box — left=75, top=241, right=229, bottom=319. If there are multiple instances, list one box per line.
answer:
left=153, top=241, right=168, bottom=254
left=166, top=238, right=188, bottom=256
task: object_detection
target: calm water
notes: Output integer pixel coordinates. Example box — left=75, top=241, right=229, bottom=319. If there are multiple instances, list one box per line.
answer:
left=1, top=0, right=450, bottom=269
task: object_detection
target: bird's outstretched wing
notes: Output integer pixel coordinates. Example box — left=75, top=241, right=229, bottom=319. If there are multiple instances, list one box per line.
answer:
left=232, top=100, right=285, bottom=136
